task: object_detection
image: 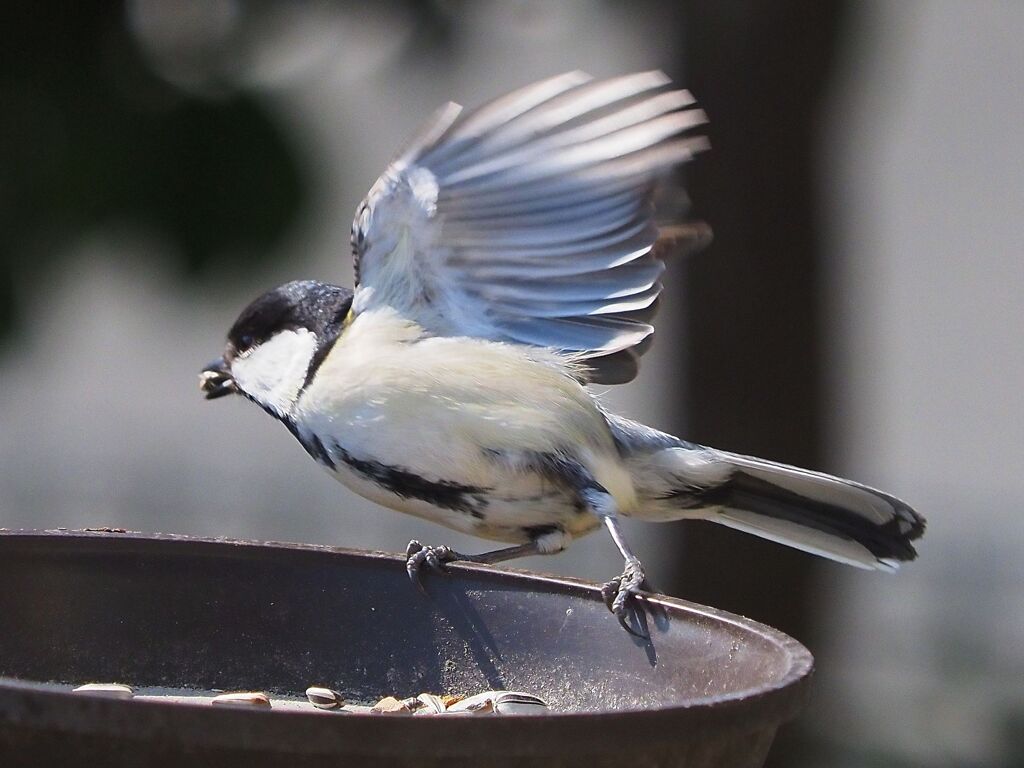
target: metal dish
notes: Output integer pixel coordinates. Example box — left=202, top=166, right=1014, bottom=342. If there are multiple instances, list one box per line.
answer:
left=0, top=530, right=813, bottom=767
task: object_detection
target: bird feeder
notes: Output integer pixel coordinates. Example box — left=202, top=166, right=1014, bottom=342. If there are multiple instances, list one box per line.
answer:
left=0, top=530, right=812, bottom=767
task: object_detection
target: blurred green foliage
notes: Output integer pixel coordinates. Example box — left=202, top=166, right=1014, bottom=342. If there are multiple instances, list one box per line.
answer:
left=0, top=3, right=307, bottom=339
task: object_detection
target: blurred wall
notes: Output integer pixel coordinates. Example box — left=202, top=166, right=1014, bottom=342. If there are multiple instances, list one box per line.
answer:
left=807, top=2, right=1024, bottom=766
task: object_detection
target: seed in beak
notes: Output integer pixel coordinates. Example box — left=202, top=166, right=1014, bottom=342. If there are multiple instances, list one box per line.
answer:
left=199, top=357, right=237, bottom=400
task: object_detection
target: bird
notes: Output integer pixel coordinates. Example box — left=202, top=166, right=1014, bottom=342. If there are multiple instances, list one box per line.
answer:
left=199, top=71, right=925, bottom=635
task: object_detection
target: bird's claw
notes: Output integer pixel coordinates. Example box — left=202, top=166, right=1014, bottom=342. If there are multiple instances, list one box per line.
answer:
left=601, top=557, right=649, bottom=638
left=405, top=540, right=461, bottom=594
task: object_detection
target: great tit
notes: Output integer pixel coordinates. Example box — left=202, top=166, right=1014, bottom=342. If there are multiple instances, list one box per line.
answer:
left=200, top=71, right=924, bottom=634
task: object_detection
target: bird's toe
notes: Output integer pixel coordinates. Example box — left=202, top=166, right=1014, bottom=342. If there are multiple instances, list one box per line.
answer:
left=603, top=558, right=649, bottom=638
left=405, top=541, right=462, bottom=594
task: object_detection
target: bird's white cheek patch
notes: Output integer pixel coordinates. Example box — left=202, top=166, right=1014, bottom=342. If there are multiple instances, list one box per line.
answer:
left=231, top=329, right=317, bottom=417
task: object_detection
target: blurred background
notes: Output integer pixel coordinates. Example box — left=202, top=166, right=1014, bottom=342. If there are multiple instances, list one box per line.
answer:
left=1, top=1, right=1022, bottom=765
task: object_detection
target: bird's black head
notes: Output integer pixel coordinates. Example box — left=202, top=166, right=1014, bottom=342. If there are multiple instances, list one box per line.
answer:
left=200, top=280, right=353, bottom=417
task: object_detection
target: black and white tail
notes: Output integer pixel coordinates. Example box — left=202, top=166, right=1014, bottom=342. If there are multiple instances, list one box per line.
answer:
left=609, top=415, right=926, bottom=570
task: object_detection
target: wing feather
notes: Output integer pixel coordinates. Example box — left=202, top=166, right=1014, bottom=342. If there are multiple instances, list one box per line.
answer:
left=487, top=291, right=661, bottom=320
left=422, top=71, right=592, bottom=170
left=469, top=260, right=664, bottom=303
left=493, top=315, right=654, bottom=355
left=441, top=111, right=706, bottom=190
left=351, top=72, right=707, bottom=383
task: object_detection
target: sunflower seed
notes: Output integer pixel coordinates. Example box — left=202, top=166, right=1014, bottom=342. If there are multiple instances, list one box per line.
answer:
left=210, top=692, right=271, bottom=708
left=445, top=690, right=548, bottom=715
left=305, top=686, right=343, bottom=710
left=72, top=683, right=134, bottom=700
left=493, top=691, right=549, bottom=715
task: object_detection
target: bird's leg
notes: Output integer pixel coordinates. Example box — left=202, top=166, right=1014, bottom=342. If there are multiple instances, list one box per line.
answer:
left=583, top=490, right=652, bottom=638
left=405, top=530, right=568, bottom=591
left=542, top=455, right=652, bottom=637
left=597, top=515, right=652, bottom=631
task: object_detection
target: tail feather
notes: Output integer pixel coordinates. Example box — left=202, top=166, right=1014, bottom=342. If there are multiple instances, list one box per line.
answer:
left=670, top=450, right=925, bottom=569
left=713, top=509, right=899, bottom=570
left=695, top=453, right=924, bottom=569
left=605, top=413, right=926, bottom=570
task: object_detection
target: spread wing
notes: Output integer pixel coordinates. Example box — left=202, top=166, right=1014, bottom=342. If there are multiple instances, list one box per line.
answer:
left=350, top=71, right=708, bottom=384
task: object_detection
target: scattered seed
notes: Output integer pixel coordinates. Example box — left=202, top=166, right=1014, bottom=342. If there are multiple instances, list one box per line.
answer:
left=445, top=691, right=549, bottom=715
left=211, top=692, right=271, bottom=708
left=414, top=693, right=446, bottom=715
left=69, top=682, right=547, bottom=716
left=72, top=683, right=133, bottom=700
left=371, top=695, right=411, bottom=714
left=445, top=692, right=494, bottom=714
left=492, top=691, right=549, bottom=715
left=305, top=686, right=343, bottom=710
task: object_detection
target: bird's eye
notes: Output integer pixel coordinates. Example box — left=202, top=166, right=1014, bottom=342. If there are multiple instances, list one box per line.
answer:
left=240, top=334, right=255, bottom=348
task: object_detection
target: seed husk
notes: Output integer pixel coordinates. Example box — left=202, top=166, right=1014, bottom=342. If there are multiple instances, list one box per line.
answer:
left=445, top=692, right=495, bottom=714
left=371, top=695, right=411, bottom=714
left=413, top=693, right=447, bottom=715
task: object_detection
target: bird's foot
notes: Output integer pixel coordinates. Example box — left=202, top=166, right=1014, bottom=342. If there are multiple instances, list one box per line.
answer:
left=405, top=540, right=465, bottom=593
left=601, top=557, right=651, bottom=638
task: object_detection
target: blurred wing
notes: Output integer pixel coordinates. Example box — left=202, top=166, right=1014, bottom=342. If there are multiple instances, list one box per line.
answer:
left=350, top=71, right=708, bottom=383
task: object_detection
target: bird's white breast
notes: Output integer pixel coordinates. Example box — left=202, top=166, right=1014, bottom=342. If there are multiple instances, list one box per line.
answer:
left=290, top=309, right=637, bottom=538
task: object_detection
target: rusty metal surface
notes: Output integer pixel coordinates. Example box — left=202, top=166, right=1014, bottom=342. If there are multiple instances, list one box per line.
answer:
left=0, top=530, right=813, bottom=767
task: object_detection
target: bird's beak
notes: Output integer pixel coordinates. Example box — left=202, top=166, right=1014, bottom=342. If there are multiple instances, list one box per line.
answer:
left=199, top=357, right=237, bottom=400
